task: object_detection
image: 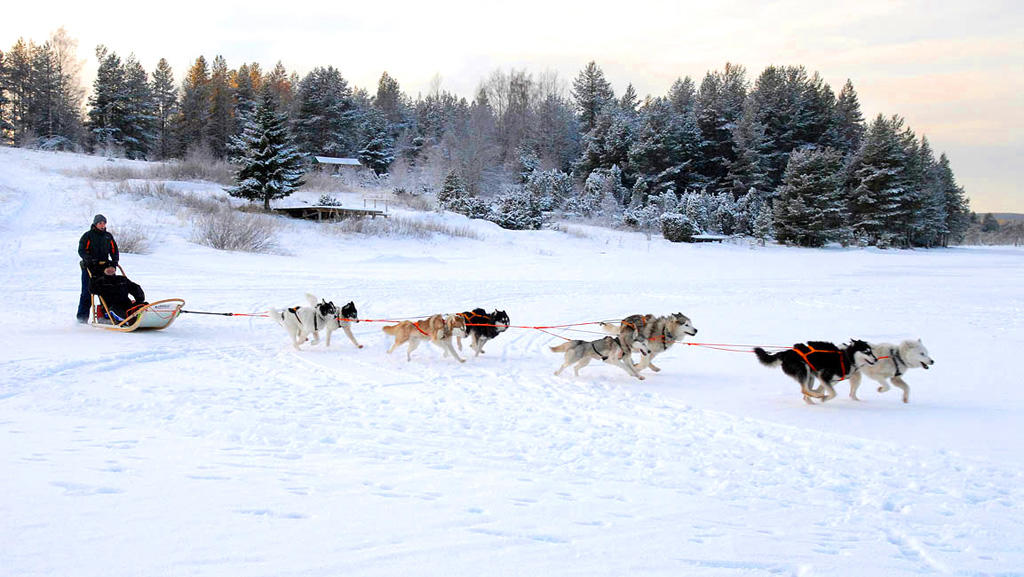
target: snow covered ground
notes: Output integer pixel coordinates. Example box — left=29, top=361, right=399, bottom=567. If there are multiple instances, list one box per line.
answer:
left=2, top=147, right=1022, bottom=576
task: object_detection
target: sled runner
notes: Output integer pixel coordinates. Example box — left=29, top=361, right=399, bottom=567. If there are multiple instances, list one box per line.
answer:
left=87, top=264, right=185, bottom=332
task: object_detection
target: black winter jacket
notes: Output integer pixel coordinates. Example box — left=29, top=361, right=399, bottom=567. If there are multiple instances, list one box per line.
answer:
left=90, top=274, right=145, bottom=320
left=78, top=225, right=119, bottom=273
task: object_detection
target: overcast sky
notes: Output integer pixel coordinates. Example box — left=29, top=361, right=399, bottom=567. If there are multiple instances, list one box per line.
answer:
left=5, top=0, right=1021, bottom=212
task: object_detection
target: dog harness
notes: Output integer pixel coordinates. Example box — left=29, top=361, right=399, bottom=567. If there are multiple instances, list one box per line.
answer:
left=591, top=341, right=610, bottom=361
left=413, top=320, right=430, bottom=337
left=791, top=345, right=848, bottom=381
left=889, top=348, right=904, bottom=377
left=289, top=307, right=320, bottom=331
left=459, top=310, right=488, bottom=324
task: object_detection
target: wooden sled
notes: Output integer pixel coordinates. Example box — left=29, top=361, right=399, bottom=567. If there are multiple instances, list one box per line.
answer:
left=92, top=297, right=185, bottom=332
left=88, top=264, right=185, bottom=332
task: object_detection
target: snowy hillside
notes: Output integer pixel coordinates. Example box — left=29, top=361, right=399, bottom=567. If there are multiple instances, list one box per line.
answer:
left=2, top=147, right=1022, bottom=576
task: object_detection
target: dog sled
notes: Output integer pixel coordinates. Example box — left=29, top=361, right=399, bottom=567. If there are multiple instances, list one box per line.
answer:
left=87, top=264, right=185, bottom=332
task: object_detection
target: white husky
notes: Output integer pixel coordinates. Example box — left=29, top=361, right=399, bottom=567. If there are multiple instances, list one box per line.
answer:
left=847, top=339, right=934, bottom=403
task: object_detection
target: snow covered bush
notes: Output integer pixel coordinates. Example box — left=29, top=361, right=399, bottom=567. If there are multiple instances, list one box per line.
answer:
left=331, top=215, right=482, bottom=240
left=709, top=191, right=738, bottom=235
left=110, top=222, right=154, bottom=255
left=680, top=191, right=710, bottom=232
left=734, top=187, right=768, bottom=236
left=661, top=212, right=700, bottom=243
left=489, top=185, right=544, bottom=230
left=566, top=170, right=608, bottom=217
left=752, top=204, right=774, bottom=245
left=151, top=149, right=234, bottom=185
left=524, top=168, right=573, bottom=212
left=436, top=170, right=489, bottom=219
left=191, top=209, right=279, bottom=253
left=624, top=188, right=678, bottom=232
left=317, top=194, right=342, bottom=207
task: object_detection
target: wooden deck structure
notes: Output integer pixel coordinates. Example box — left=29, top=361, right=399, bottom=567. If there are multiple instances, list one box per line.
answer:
left=273, top=205, right=388, bottom=221
left=691, top=234, right=728, bottom=243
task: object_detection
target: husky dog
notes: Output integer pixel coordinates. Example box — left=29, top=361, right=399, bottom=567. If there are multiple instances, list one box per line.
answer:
left=382, top=314, right=468, bottom=362
left=333, top=301, right=364, bottom=349
left=754, top=340, right=877, bottom=404
left=550, top=336, right=644, bottom=380
left=269, top=293, right=339, bottom=350
left=602, top=312, right=698, bottom=372
left=847, top=339, right=934, bottom=403
left=456, top=308, right=511, bottom=356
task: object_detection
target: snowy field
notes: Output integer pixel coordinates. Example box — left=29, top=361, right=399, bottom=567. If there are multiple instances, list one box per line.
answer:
left=2, top=147, right=1022, bottom=577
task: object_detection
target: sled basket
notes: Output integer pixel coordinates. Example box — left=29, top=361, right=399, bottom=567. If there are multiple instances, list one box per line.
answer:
left=92, top=297, right=186, bottom=332
left=87, top=264, right=185, bottom=332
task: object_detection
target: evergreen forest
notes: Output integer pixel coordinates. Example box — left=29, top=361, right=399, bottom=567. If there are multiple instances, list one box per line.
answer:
left=0, top=30, right=974, bottom=247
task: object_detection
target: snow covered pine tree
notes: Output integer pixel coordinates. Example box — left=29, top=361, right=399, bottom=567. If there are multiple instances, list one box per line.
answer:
left=226, top=92, right=305, bottom=210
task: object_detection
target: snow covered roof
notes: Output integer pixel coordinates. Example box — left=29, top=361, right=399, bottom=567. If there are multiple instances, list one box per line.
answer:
left=313, top=156, right=362, bottom=166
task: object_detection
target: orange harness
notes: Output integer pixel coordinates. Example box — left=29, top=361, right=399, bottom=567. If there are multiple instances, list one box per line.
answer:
left=792, top=345, right=847, bottom=380
left=458, top=311, right=489, bottom=327
left=413, top=320, right=430, bottom=336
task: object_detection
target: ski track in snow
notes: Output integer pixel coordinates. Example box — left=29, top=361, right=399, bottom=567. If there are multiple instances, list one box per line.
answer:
left=2, top=148, right=1024, bottom=576
left=6, top=313, right=1023, bottom=576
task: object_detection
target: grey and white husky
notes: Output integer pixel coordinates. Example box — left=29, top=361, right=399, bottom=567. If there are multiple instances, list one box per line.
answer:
left=551, top=336, right=644, bottom=380
left=847, top=339, right=934, bottom=403
left=602, top=312, right=698, bottom=372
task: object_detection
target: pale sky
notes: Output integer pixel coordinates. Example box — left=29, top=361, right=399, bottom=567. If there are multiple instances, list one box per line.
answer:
left=5, top=0, right=1022, bottom=212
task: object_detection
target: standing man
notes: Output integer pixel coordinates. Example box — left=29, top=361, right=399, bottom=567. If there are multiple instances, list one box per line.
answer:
left=77, top=214, right=119, bottom=323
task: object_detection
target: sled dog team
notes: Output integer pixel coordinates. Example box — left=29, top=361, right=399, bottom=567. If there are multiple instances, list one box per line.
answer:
left=270, top=293, right=933, bottom=405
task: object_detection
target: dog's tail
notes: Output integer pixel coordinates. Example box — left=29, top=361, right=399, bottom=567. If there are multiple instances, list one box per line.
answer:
left=382, top=323, right=400, bottom=336
left=268, top=307, right=285, bottom=327
left=550, top=341, right=574, bottom=353
left=305, top=293, right=319, bottom=307
left=599, top=321, right=621, bottom=335
left=753, top=347, right=782, bottom=366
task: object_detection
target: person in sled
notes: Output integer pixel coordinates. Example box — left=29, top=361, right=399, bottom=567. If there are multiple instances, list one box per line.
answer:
left=90, top=263, right=146, bottom=323
left=77, top=214, right=120, bottom=323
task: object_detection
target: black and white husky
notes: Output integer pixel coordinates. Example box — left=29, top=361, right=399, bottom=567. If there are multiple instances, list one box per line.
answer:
left=456, top=308, right=510, bottom=356
left=269, top=293, right=362, bottom=350
left=847, top=339, right=934, bottom=403
left=754, top=340, right=877, bottom=404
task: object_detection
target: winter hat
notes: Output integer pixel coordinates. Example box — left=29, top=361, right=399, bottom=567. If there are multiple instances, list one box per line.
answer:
left=93, top=214, right=107, bottom=225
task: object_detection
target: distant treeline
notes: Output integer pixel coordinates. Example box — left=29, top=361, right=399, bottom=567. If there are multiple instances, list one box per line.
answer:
left=0, top=29, right=971, bottom=247
left=963, top=213, right=1024, bottom=246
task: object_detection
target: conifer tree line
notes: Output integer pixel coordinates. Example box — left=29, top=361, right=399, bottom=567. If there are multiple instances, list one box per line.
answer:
left=0, top=30, right=971, bottom=247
